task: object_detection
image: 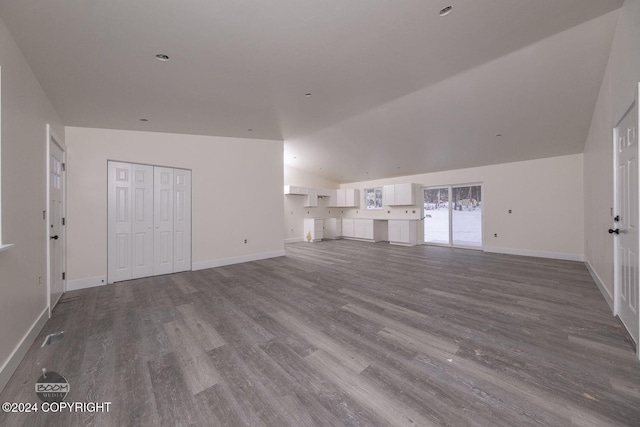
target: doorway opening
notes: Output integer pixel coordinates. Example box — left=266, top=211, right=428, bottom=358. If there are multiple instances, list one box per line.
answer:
left=423, top=184, right=482, bottom=248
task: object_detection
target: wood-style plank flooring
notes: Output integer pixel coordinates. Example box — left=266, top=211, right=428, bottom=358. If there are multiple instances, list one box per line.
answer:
left=1, top=240, right=639, bottom=426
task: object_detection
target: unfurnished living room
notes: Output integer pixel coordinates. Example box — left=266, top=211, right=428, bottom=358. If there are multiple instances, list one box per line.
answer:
left=0, top=1, right=639, bottom=426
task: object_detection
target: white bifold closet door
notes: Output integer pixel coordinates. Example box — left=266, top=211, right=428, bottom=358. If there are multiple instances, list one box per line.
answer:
left=108, top=161, right=191, bottom=284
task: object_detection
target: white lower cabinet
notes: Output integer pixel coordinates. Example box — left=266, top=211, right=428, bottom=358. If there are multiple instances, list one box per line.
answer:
left=342, top=219, right=387, bottom=242
left=303, top=218, right=324, bottom=242
left=324, top=218, right=342, bottom=239
left=342, top=218, right=355, bottom=237
left=388, top=219, right=423, bottom=246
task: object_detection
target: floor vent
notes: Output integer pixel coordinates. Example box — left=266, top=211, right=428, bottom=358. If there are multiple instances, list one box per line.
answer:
left=41, top=331, right=65, bottom=347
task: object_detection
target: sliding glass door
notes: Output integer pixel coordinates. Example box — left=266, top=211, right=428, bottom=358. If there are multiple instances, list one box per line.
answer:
left=423, top=187, right=450, bottom=245
left=423, top=184, right=482, bottom=248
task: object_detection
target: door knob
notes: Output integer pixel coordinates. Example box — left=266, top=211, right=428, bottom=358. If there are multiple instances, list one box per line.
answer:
left=608, top=229, right=620, bottom=235
left=50, top=235, right=59, bottom=240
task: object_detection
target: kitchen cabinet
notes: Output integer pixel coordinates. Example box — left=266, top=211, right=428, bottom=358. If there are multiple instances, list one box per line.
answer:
left=324, top=218, right=342, bottom=239
left=303, top=218, right=324, bottom=242
left=304, top=188, right=318, bottom=207
left=284, top=185, right=309, bottom=195
left=328, top=189, right=360, bottom=207
left=383, top=183, right=417, bottom=206
left=388, top=220, right=423, bottom=246
left=341, top=218, right=355, bottom=237
left=343, top=219, right=387, bottom=242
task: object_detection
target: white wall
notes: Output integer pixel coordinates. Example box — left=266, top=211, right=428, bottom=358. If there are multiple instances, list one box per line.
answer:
left=283, top=165, right=339, bottom=242
left=0, top=16, right=64, bottom=390
left=65, top=127, right=284, bottom=286
left=340, top=154, right=585, bottom=260
left=584, top=0, right=640, bottom=306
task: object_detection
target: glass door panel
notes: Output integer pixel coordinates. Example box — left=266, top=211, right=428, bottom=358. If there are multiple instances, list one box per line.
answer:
left=452, top=185, right=482, bottom=247
left=423, top=187, right=450, bottom=245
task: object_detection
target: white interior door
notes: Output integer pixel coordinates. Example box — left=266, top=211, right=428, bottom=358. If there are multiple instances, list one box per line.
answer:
left=48, top=131, right=65, bottom=311
left=154, top=166, right=174, bottom=275
left=132, top=164, right=154, bottom=279
left=614, top=96, right=639, bottom=352
left=108, top=162, right=133, bottom=283
left=173, top=169, right=192, bottom=273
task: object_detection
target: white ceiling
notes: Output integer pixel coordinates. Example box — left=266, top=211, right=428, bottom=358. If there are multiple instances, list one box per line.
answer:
left=0, top=0, right=622, bottom=183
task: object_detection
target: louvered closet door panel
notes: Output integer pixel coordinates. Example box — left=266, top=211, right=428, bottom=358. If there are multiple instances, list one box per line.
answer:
left=154, top=167, right=174, bottom=275
left=108, top=161, right=133, bottom=283
left=131, top=164, right=154, bottom=279
left=173, top=169, right=192, bottom=273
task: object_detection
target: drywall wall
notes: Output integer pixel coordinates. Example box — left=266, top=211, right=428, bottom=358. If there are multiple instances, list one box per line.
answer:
left=584, top=0, right=640, bottom=305
left=340, top=154, right=584, bottom=260
left=0, top=16, right=64, bottom=390
left=283, top=165, right=340, bottom=242
left=65, top=127, right=284, bottom=285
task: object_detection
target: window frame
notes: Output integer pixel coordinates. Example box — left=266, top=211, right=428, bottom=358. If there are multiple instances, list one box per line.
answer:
left=364, top=187, right=384, bottom=210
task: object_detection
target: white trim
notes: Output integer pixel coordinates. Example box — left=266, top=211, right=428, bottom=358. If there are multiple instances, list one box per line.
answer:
left=0, top=243, right=15, bottom=252
left=285, top=237, right=303, bottom=244
left=585, top=260, right=614, bottom=312
left=483, top=246, right=585, bottom=262
left=0, top=307, right=48, bottom=393
left=66, top=276, right=107, bottom=291
left=192, top=250, right=286, bottom=271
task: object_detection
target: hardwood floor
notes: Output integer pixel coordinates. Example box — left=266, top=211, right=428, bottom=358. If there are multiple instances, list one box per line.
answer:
left=1, top=240, right=639, bottom=426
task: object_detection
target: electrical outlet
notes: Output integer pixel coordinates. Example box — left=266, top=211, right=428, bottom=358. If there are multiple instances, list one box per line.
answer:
left=508, top=209, right=512, bottom=214
left=494, top=233, right=498, bottom=238
left=244, top=239, right=248, bottom=244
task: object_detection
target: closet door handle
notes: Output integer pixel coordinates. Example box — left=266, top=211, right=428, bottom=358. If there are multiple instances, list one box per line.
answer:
left=608, top=228, right=619, bottom=235
left=50, top=235, right=59, bottom=240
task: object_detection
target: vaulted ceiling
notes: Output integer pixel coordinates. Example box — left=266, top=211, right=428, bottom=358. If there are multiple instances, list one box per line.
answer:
left=0, top=0, right=622, bottom=182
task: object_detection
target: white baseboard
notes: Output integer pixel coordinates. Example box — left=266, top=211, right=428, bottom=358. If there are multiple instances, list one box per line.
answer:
left=192, top=250, right=286, bottom=271
left=285, top=237, right=303, bottom=244
left=585, top=260, right=614, bottom=312
left=67, top=276, right=107, bottom=291
left=0, top=306, right=48, bottom=393
left=483, top=246, right=585, bottom=262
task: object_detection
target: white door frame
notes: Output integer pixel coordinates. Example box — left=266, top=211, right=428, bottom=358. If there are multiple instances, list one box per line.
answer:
left=612, top=83, right=640, bottom=358
left=46, top=124, right=66, bottom=317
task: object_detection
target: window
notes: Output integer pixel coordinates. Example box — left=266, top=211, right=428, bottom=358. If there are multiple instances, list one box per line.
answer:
left=365, top=187, right=383, bottom=210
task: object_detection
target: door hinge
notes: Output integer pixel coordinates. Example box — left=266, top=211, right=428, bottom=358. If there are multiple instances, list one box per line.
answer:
left=62, top=218, right=66, bottom=226
left=62, top=272, right=66, bottom=280
left=62, top=163, right=66, bottom=172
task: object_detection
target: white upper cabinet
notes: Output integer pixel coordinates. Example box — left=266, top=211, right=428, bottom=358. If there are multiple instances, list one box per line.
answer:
left=383, top=183, right=416, bottom=206
left=284, top=185, right=309, bottom=195
left=304, top=188, right=318, bottom=207
left=344, top=188, right=359, bottom=207
left=328, top=189, right=359, bottom=207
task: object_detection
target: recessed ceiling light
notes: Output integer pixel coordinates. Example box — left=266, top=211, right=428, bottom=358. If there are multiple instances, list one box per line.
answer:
left=155, top=54, right=170, bottom=61
left=439, top=6, right=453, bottom=16
left=293, top=156, right=297, bottom=159
left=139, top=118, right=148, bottom=122
left=247, top=128, right=253, bottom=132
left=305, top=93, right=312, bottom=97
left=496, top=134, right=502, bottom=137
